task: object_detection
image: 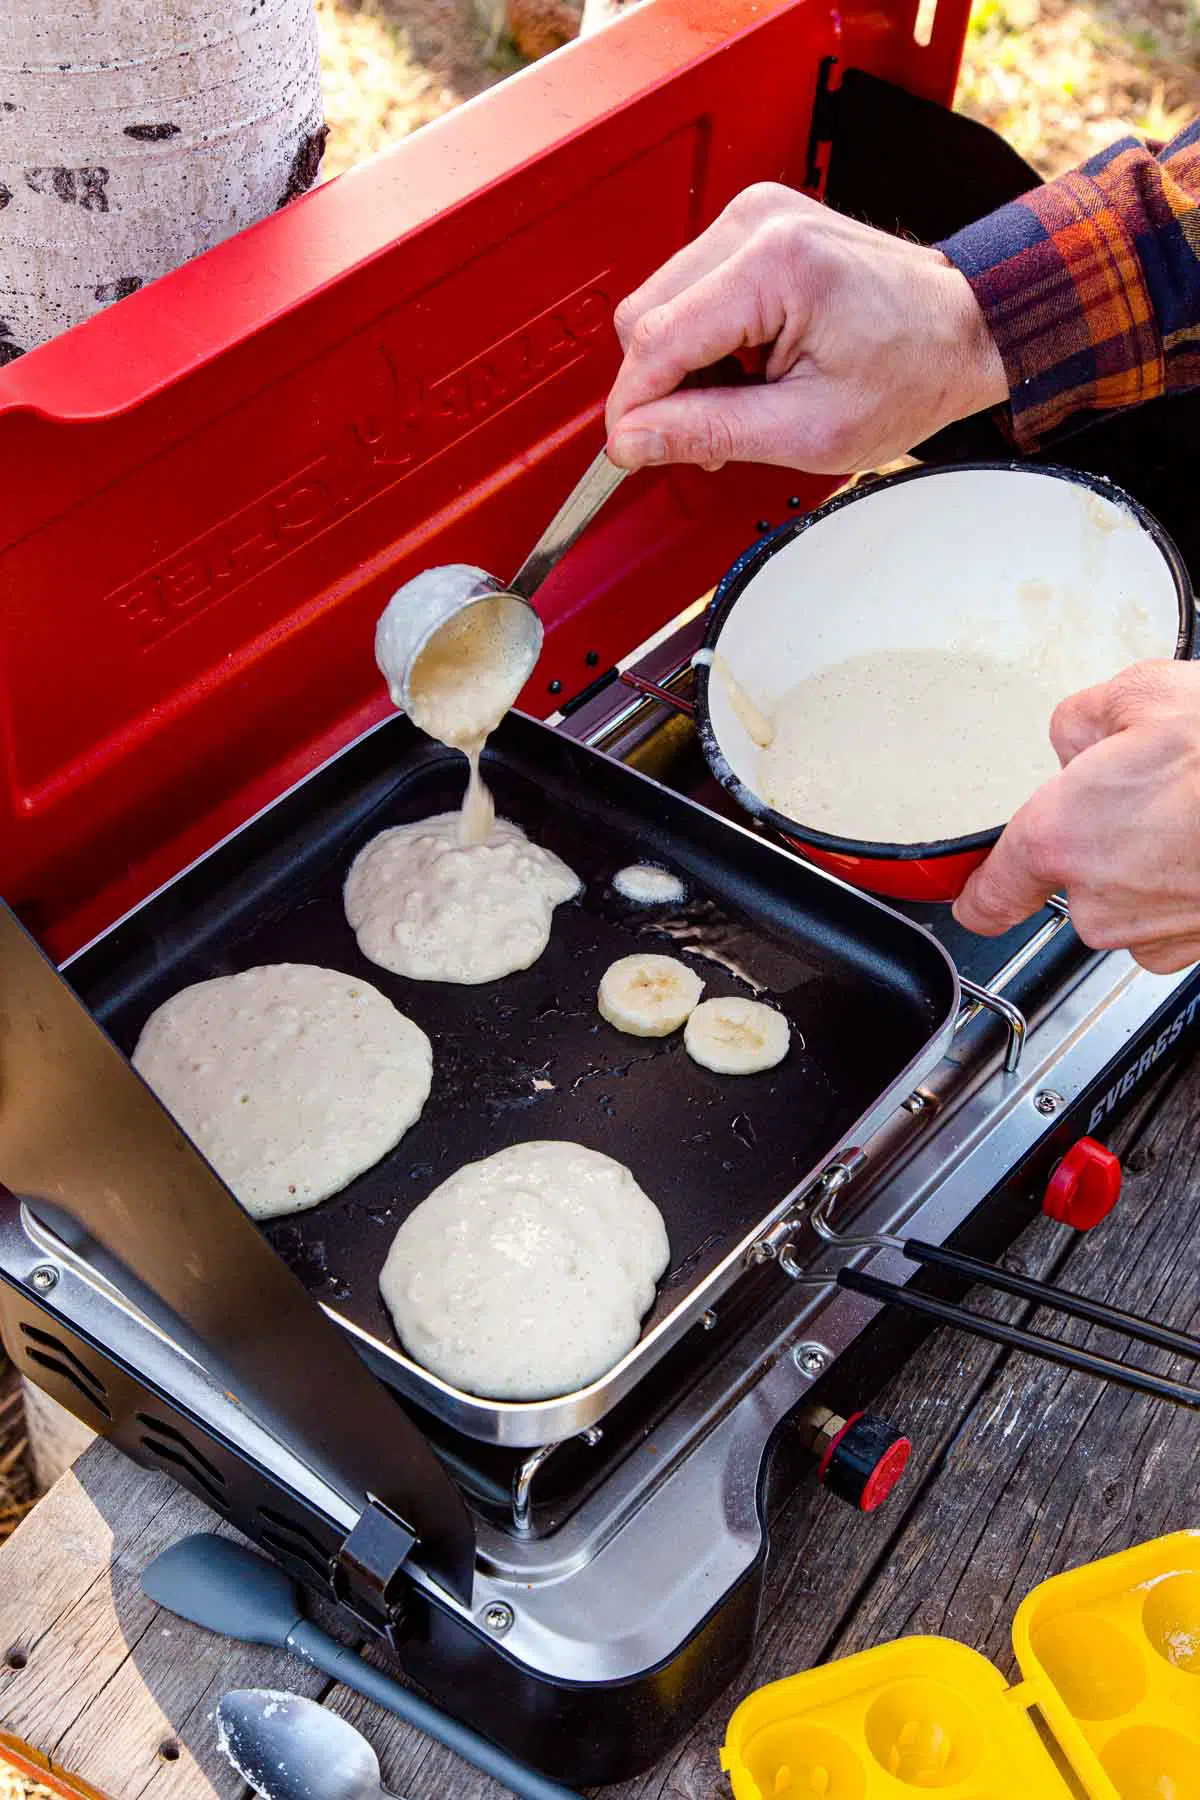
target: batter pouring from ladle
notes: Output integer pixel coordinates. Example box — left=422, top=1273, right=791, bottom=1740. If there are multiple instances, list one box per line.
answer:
left=375, top=577, right=539, bottom=846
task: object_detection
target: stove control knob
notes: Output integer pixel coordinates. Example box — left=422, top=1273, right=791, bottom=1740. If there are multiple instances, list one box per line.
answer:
left=1042, top=1136, right=1122, bottom=1230
left=817, top=1411, right=912, bottom=1513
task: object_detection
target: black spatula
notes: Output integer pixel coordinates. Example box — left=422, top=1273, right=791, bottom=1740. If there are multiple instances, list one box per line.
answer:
left=144, top=1534, right=584, bottom=1800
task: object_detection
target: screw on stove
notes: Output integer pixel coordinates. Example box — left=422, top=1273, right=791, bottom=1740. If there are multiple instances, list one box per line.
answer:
left=481, top=1602, right=514, bottom=1636
left=792, top=1342, right=830, bottom=1378
left=744, top=1240, right=777, bottom=1267
left=1035, top=1089, right=1065, bottom=1115
left=30, top=1265, right=58, bottom=1292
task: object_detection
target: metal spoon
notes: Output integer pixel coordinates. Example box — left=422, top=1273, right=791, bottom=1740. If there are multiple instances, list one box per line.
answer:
left=217, top=1689, right=400, bottom=1800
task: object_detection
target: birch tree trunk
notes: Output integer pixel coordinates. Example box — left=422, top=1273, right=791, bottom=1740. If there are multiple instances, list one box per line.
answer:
left=0, top=0, right=325, bottom=361
left=5, top=0, right=324, bottom=1484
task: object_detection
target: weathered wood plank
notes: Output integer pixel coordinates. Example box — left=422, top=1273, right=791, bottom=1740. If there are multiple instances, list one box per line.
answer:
left=829, top=1063, right=1200, bottom=1671
left=0, top=1458, right=326, bottom=1799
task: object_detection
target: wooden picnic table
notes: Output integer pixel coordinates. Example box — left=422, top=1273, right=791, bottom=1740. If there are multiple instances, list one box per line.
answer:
left=0, top=1060, right=1196, bottom=1800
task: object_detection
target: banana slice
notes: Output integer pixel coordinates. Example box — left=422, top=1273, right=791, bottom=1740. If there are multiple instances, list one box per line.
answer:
left=684, top=996, right=790, bottom=1075
left=598, top=954, right=704, bottom=1038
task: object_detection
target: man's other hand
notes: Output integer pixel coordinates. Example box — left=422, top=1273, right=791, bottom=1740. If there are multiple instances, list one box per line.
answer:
left=955, top=661, right=1200, bottom=974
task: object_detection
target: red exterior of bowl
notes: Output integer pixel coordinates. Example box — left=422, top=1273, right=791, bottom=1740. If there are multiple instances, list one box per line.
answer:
left=782, top=836, right=991, bottom=902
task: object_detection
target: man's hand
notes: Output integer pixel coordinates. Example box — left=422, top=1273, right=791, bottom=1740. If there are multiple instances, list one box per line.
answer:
left=605, top=183, right=1007, bottom=473
left=954, top=661, right=1200, bottom=974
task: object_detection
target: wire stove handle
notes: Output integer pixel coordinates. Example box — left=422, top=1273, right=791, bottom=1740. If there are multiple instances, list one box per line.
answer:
left=800, top=1160, right=1200, bottom=1410
left=903, top=1237, right=1200, bottom=1360
left=836, top=1250, right=1200, bottom=1411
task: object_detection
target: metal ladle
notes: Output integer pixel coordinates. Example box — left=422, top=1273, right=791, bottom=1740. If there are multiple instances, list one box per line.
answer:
left=374, top=449, right=625, bottom=716
left=375, top=357, right=761, bottom=715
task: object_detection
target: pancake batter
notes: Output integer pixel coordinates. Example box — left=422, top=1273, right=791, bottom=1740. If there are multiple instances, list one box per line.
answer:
left=132, top=964, right=433, bottom=1220
left=377, top=591, right=535, bottom=846
left=344, top=811, right=581, bottom=984
left=715, top=652, right=775, bottom=748
left=759, top=648, right=1061, bottom=844
left=379, top=1140, right=670, bottom=1400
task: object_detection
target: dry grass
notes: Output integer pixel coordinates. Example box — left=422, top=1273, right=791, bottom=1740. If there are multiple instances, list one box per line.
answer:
left=316, top=0, right=1200, bottom=180
left=0, top=1368, right=34, bottom=1546
left=958, top=0, right=1200, bottom=176
left=315, top=0, right=511, bottom=176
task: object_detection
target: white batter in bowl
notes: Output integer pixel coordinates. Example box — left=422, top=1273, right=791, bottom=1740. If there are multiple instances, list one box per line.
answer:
left=701, top=465, right=1189, bottom=857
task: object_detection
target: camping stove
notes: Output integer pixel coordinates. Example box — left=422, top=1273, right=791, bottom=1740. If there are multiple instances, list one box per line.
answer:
left=3, top=0, right=1200, bottom=1775
left=2, top=605, right=1199, bottom=1783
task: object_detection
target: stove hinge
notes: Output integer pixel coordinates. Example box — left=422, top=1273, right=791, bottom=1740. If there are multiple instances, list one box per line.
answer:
left=333, top=1495, right=417, bottom=1636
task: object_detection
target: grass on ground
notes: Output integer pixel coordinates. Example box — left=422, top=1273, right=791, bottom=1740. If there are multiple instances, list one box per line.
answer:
left=314, top=0, right=1199, bottom=180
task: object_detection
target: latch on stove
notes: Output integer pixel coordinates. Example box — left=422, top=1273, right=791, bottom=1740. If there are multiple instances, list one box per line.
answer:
left=747, top=1148, right=868, bottom=1273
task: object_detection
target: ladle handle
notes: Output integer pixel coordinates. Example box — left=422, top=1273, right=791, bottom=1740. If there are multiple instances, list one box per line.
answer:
left=508, top=356, right=762, bottom=602
left=508, top=449, right=628, bottom=601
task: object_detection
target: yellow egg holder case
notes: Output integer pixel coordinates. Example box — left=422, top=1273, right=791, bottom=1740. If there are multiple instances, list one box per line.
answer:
left=720, top=1531, right=1200, bottom=1799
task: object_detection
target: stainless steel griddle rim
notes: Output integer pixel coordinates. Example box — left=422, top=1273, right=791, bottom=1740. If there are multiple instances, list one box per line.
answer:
left=324, top=1013, right=959, bottom=1447
left=473, top=954, right=1200, bottom=1688
left=479, top=948, right=1189, bottom=1590
left=58, top=709, right=412, bottom=975
left=0, top=904, right=479, bottom=1601
left=315, top=735, right=963, bottom=1445
left=61, top=706, right=962, bottom=1451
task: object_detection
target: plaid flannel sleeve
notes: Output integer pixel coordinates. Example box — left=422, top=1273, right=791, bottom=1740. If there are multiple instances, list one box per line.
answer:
left=937, top=118, right=1200, bottom=449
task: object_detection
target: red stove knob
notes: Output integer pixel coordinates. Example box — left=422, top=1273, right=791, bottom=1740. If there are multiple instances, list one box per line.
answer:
left=1042, top=1137, right=1122, bottom=1230
left=818, top=1412, right=912, bottom=1513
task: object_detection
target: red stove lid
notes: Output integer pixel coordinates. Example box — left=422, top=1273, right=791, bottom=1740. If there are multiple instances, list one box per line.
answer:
left=0, top=0, right=968, bottom=959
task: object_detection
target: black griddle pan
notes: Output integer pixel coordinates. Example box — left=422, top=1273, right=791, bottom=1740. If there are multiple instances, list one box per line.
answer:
left=66, top=712, right=959, bottom=1445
